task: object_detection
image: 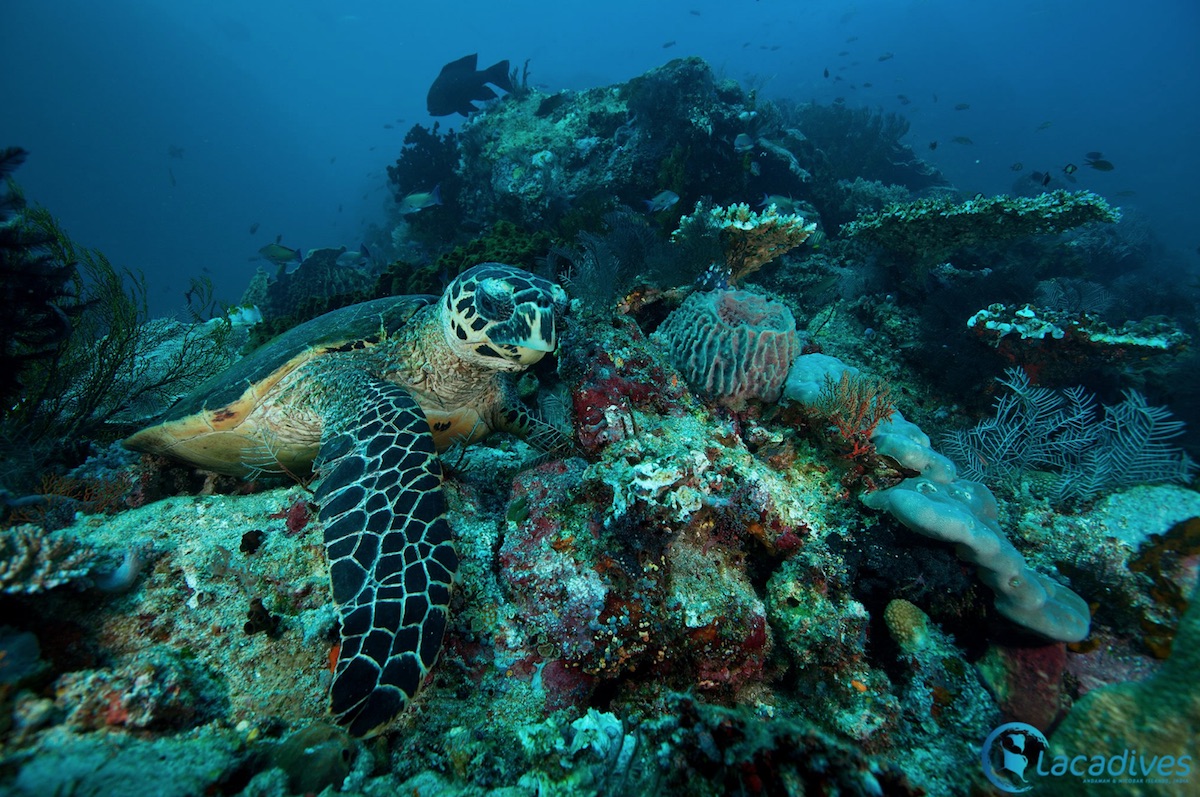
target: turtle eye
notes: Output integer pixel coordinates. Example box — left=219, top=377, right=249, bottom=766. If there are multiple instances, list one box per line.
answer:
left=474, top=279, right=514, bottom=320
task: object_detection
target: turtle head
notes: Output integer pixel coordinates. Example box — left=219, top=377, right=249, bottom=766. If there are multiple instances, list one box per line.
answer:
left=441, top=263, right=569, bottom=370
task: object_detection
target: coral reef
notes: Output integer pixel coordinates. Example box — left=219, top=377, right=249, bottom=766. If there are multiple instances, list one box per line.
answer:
left=966, top=302, right=1189, bottom=384
left=785, top=353, right=1092, bottom=642
left=2, top=54, right=1198, bottom=797
left=781, top=101, right=948, bottom=194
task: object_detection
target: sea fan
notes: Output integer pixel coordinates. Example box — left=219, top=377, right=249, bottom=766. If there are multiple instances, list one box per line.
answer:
left=943, top=368, right=1194, bottom=503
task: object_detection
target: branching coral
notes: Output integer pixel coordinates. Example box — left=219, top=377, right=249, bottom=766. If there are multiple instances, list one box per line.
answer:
left=672, top=201, right=815, bottom=284
left=0, top=523, right=99, bottom=593
left=841, top=189, right=1120, bottom=265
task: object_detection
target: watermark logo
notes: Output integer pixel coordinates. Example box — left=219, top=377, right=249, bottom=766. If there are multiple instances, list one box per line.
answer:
left=981, top=721, right=1193, bottom=792
left=981, top=722, right=1048, bottom=793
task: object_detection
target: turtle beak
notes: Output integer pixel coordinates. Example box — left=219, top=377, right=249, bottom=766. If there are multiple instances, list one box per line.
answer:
left=489, top=302, right=558, bottom=352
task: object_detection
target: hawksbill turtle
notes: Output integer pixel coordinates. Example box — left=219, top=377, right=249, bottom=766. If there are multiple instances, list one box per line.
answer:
left=124, top=263, right=569, bottom=736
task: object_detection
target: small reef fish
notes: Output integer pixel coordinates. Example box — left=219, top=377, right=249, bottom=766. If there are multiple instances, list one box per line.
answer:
left=733, top=133, right=756, bottom=154
left=426, top=53, right=514, bottom=117
left=167, top=145, right=184, bottom=159
left=1036, top=121, right=1053, bottom=131
left=823, top=67, right=830, bottom=78
left=258, top=242, right=302, bottom=266
left=928, top=141, right=938, bottom=150
left=643, top=190, right=680, bottom=212
left=397, top=185, right=442, bottom=215
left=759, top=194, right=799, bottom=213
left=248, top=222, right=260, bottom=235
left=878, top=52, right=894, bottom=61
left=1062, top=163, right=1078, bottom=175
left=1030, top=171, right=1051, bottom=186
left=954, top=103, right=970, bottom=111
left=896, top=94, right=911, bottom=105
left=1084, top=158, right=1115, bottom=171
left=662, top=40, right=676, bottom=48
left=1010, top=162, right=1023, bottom=171
left=950, top=136, right=974, bottom=145
left=227, top=305, right=263, bottom=327
left=1085, top=151, right=1104, bottom=160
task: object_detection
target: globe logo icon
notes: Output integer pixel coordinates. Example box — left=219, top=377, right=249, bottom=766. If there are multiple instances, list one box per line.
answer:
left=982, top=722, right=1049, bottom=793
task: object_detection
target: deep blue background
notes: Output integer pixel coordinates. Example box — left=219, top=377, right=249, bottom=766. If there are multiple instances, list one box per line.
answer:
left=2, top=0, right=1197, bottom=316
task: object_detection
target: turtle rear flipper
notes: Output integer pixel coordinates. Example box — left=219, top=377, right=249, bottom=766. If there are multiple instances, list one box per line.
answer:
left=314, top=377, right=457, bottom=737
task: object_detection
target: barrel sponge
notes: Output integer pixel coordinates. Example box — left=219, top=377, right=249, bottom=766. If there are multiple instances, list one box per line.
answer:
left=653, top=288, right=799, bottom=409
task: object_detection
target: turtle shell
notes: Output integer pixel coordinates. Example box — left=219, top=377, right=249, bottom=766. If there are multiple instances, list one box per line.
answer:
left=124, top=295, right=434, bottom=475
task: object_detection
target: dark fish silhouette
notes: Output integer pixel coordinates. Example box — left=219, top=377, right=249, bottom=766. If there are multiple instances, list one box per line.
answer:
left=1084, top=158, right=1115, bottom=171
left=824, top=67, right=830, bottom=78
left=928, top=141, right=938, bottom=151
left=1062, top=163, right=1078, bottom=175
left=426, top=53, right=514, bottom=117
left=663, top=40, right=676, bottom=48
left=168, top=145, right=184, bottom=159
left=1085, top=150, right=1104, bottom=160
left=249, top=222, right=260, bottom=235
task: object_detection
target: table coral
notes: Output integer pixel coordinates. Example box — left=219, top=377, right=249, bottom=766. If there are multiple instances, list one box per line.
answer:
left=673, top=201, right=816, bottom=283
left=842, top=189, right=1119, bottom=265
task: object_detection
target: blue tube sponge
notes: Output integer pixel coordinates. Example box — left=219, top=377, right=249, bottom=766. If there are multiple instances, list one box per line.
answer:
left=861, top=476, right=1091, bottom=642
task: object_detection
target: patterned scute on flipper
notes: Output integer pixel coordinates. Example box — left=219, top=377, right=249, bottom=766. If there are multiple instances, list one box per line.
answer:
left=314, top=377, right=457, bottom=737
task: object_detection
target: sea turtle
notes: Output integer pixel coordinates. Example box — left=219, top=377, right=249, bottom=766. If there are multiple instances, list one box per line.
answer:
left=124, top=263, right=569, bottom=736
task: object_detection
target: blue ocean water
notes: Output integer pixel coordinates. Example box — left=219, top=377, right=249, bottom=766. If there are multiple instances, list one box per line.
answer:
left=1, top=0, right=1196, bottom=316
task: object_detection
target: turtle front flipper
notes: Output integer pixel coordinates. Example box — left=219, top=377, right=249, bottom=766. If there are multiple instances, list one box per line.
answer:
left=313, top=377, right=457, bottom=737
